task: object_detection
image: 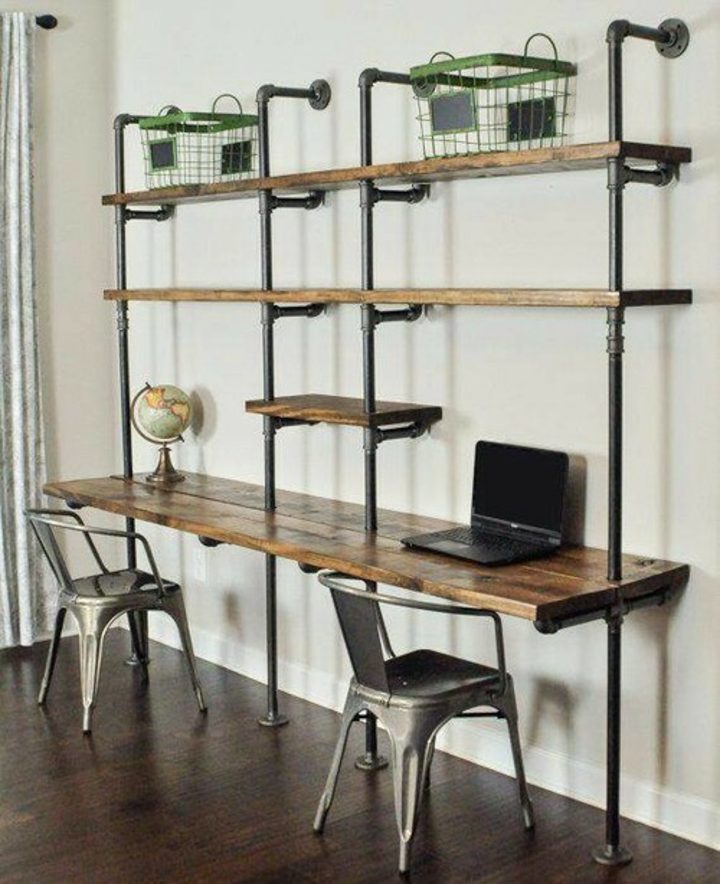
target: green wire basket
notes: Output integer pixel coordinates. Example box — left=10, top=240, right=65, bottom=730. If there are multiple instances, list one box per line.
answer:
left=410, top=34, right=577, bottom=158
left=139, top=94, right=259, bottom=189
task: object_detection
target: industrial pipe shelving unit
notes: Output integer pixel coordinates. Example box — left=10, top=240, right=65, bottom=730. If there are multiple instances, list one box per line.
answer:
left=104, top=17, right=691, bottom=867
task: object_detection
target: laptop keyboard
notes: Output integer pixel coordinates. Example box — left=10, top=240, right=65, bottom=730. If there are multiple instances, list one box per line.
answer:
left=426, top=527, right=538, bottom=552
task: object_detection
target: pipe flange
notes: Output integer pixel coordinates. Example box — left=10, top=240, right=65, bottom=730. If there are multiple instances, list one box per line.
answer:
left=309, top=79, right=332, bottom=110
left=656, top=18, right=690, bottom=58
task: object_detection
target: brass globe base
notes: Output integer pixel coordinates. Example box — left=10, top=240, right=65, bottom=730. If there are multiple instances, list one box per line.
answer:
left=146, top=445, right=185, bottom=485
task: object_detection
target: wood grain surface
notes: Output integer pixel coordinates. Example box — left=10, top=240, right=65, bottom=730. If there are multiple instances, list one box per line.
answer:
left=104, top=288, right=693, bottom=308
left=102, top=141, right=692, bottom=206
left=43, top=474, right=689, bottom=623
left=245, top=394, right=443, bottom=428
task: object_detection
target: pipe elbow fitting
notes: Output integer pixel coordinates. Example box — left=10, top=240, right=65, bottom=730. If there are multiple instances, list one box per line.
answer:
left=113, top=113, right=135, bottom=131
left=358, top=68, right=381, bottom=89
left=607, top=19, right=631, bottom=43
left=256, top=84, right=276, bottom=104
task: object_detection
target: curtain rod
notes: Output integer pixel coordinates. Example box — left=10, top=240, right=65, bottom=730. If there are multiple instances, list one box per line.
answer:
left=35, top=14, right=57, bottom=29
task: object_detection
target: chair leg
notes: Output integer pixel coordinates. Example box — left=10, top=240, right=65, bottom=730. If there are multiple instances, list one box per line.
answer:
left=75, top=607, right=114, bottom=734
left=382, top=708, right=442, bottom=876
left=163, top=593, right=207, bottom=713
left=498, top=676, right=534, bottom=830
left=126, top=612, right=149, bottom=681
left=38, top=607, right=66, bottom=705
left=313, top=688, right=363, bottom=834
left=424, top=736, right=436, bottom=791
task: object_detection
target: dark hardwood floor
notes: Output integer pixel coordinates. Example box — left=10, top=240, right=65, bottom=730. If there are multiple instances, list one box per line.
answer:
left=0, top=632, right=717, bottom=883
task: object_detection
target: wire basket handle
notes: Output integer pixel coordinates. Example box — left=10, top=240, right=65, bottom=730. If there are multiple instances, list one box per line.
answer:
left=211, top=93, right=244, bottom=116
left=428, top=50, right=455, bottom=64
left=522, top=32, right=559, bottom=66
left=157, top=104, right=182, bottom=116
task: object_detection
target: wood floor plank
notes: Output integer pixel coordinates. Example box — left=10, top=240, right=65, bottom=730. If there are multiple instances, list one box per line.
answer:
left=0, top=634, right=716, bottom=882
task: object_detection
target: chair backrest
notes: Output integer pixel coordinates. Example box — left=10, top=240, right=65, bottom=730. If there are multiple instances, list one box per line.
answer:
left=26, top=513, right=75, bottom=592
left=26, top=509, right=110, bottom=593
left=330, top=587, right=390, bottom=693
left=320, top=571, right=508, bottom=697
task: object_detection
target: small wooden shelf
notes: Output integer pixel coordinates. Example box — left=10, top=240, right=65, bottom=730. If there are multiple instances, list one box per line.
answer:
left=245, top=394, right=442, bottom=428
left=105, top=288, right=692, bottom=308
left=102, top=141, right=692, bottom=207
left=42, top=473, right=690, bottom=623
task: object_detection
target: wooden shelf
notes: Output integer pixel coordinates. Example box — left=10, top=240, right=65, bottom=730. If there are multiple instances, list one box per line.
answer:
left=102, top=141, right=692, bottom=207
left=43, top=473, right=689, bottom=623
left=245, top=394, right=442, bottom=428
left=105, top=288, right=692, bottom=308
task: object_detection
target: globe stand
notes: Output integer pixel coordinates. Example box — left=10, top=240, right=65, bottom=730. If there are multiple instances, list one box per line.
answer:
left=131, top=383, right=191, bottom=487
left=146, top=443, right=185, bottom=485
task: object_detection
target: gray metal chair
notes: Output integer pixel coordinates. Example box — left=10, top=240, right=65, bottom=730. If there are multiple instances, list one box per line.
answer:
left=26, top=509, right=206, bottom=733
left=313, top=571, right=534, bottom=875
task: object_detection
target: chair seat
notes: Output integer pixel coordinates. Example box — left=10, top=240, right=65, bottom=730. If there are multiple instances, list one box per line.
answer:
left=70, top=569, right=179, bottom=600
left=385, top=649, right=500, bottom=702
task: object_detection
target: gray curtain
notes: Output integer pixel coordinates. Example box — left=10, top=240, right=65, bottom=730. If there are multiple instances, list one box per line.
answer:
left=0, top=12, right=51, bottom=648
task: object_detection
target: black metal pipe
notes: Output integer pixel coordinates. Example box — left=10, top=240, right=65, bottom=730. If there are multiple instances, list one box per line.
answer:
left=272, top=192, right=324, bottom=210
left=35, top=14, right=57, bottom=29
left=591, top=614, right=632, bottom=866
left=534, top=584, right=676, bottom=634
left=607, top=155, right=624, bottom=583
left=125, top=206, right=174, bottom=222
left=606, top=618, right=622, bottom=848
left=255, top=81, right=330, bottom=728
left=376, top=422, right=426, bottom=444
left=623, top=165, right=675, bottom=187
left=374, top=305, right=422, bottom=324
left=113, top=118, right=136, bottom=571
left=608, top=27, right=624, bottom=141
left=374, top=185, right=429, bottom=203
left=273, top=304, right=324, bottom=319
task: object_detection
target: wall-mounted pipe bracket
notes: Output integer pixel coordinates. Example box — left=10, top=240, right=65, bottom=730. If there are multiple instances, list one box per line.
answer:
left=271, top=191, right=325, bottom=210
left=274, top=417, right=318, bottom=430
left=376, top=421, right=428, bottom=444
left=273, top=303, right=325, bottom=319
left=364, top=183, right=430, bottom=206
left=373, top=305, right=422, bottom=325
left=257, top=80, right=331, bottom=110
left=126, top=205, right=175, bottom=222
left=533, top=584, right=676, bottom=634
left=622, top=163, right=677, bottom=187
left=607, top=18, right=689, bottom=57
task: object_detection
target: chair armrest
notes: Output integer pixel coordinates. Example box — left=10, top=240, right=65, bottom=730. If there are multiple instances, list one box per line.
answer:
left=26, top=510, right=167, bottom=595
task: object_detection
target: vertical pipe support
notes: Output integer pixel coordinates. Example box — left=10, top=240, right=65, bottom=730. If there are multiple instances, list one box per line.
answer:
left=256, top=90, right=287, bottom=728
left=592, top=609, right=632, bottom=867
left=593, top=24, right=631, bottom=866
left=113, top=114, right=148, bottom=666
left=356, top=73, right=388, bottom=771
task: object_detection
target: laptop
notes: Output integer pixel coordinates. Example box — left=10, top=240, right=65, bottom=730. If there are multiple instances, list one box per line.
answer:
left=402, top=440, right=569, bottom=566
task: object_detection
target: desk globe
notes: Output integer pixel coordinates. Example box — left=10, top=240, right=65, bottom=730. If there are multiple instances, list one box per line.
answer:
left=131, top=383, right=193, bottom=484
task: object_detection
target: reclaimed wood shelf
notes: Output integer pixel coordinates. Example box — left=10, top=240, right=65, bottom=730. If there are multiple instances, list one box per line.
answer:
left=105, top=288, right=692, bottom=308
left=102, top=141, right=692, bottom=207
left=43, top=474, right=689, bottom=624
left=245, top=394, right=442, bottom=428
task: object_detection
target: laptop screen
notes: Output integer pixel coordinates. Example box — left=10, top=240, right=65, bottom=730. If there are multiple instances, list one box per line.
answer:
left=472, top=441, right=568, bottom=536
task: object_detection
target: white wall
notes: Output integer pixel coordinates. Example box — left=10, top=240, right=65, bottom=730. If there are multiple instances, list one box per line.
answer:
left=58, top=0, right=720, bottom=849
left=4, top=1, right=119, bottom=583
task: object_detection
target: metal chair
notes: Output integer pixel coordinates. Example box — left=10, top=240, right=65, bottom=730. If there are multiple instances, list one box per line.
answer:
left=26, top=509, right=206, bottom=733
left=313, top=571, right=534, bottom=875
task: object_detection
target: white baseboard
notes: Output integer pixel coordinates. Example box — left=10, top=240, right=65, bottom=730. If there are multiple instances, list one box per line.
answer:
left=143, top=618, right=720, bottom=853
